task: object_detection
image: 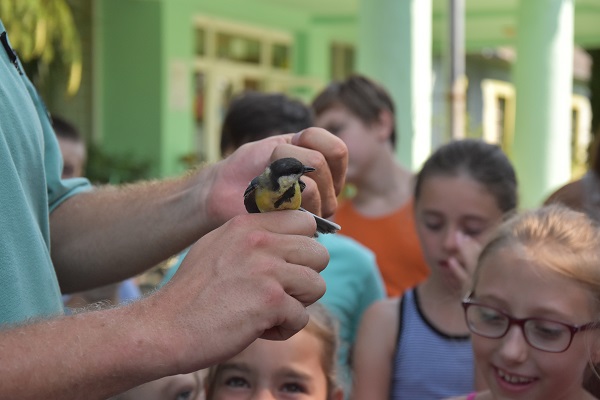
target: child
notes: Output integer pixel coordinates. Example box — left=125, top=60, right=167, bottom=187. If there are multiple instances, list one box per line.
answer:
left=110, top=372, right=202, bottom=400
left=52, top=115, right=87, bottom=179
left=544, top=134, right=600, bottom=222
left=448, top=205, right=600, bottom=400
left=312, top=75, right=428, bottom=297
left=203, top=303, right=344, bottom=400
left=351, top=139, right=518, bottom=399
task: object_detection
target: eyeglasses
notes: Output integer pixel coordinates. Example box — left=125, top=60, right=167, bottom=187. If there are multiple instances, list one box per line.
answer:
left=462, top=294, right=597, bottom=353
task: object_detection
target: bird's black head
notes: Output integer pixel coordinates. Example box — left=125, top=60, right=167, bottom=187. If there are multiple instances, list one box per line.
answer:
left=269, top=157, right=315, bottom=180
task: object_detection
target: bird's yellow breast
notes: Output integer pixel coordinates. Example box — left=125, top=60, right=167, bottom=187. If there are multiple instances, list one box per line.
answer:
left=254, top=180, right=302, bottom=212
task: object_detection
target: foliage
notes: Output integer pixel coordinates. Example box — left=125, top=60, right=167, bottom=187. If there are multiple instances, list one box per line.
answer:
left=86, top=144, right=152, bottom=185
left=0, top=0, right=81, bottom=95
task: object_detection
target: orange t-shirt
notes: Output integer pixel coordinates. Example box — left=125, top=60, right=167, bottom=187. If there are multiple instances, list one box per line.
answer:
left=334, top=199, right=429, bottom=297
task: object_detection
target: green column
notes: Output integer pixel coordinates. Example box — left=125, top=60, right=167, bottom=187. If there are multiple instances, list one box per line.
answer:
left=357, top=0, right=432, bottom=171
left=97, top=0, right=163, bottom=178
left=513, top=0, right=574, bottom=208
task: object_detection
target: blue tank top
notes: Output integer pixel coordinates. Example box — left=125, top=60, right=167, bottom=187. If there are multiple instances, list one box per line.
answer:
left=390, top=288, right=474, bottom=399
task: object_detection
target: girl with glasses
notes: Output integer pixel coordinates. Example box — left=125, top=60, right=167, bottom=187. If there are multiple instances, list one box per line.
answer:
left=351, top=139, right=518, bottom=399
left=448, top=205, right=600, bottom=400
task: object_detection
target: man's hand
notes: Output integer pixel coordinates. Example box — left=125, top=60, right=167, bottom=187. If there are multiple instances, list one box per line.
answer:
left=50, top=128, right=345, bottom=294
left=149, top=209, right=329, bottom=371
left=196, top=127, right=348, bottom=233
left=0, top=209, right=328, bottom=399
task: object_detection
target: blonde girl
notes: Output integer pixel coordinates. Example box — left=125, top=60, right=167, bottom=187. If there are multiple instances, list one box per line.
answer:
left=204, top=303, right=343, bottom=400
left=450, top=205, right=600, bottom=400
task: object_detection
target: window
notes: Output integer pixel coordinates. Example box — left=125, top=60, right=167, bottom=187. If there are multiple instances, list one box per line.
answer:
left=271, top=43, right=291, bottom=70
left=481, top=79, right=592, bottom=178
left=330, top=42, right=355, bottom=81
left=191, top=16, right=322, bottom=163
left=481, top=79, right=515, bottom=154
left=216, top=33, right=261, bottom=64
left=194, top=28, right=206, bottom=57
left=571, top=94, right=592, bottom=178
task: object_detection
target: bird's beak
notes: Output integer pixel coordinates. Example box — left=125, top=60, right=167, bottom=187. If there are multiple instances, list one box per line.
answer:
left=303, top=166, right=316, bottom=174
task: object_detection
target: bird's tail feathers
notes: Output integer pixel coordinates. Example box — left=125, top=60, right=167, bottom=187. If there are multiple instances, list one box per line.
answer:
left=299, top=207, right=341, bottom=235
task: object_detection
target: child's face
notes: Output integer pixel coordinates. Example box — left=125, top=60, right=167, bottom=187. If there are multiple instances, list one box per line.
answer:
left=57, top=137, right=86, bottom=179
left=471, top=246, right=598, bottom=400
left=206, top=329, right=336, bottom=400
left=414, top=174, right=504, bottom=280
left=117, top=372, right=201, bottom=400
left=314, top=104, right=385, bottom=185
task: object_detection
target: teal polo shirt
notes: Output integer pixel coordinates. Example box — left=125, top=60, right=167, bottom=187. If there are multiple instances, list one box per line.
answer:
left=0, top=20, right=91, bottom=325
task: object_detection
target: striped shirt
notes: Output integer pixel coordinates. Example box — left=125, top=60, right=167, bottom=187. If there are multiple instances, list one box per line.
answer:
left=390, top=288, right=474, bottom=399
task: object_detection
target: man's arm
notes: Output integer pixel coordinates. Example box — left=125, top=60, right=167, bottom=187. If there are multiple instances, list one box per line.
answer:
left=51, top=128, right=347, bottom=293
left=50, top=172, right=207, bottom=293
left=2, top=210, right=329, bottom=400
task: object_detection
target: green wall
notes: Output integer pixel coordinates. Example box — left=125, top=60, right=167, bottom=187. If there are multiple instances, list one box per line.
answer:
left=97, top=0, right=344, bottom=178
left=99, top=0, right=163, bottom=176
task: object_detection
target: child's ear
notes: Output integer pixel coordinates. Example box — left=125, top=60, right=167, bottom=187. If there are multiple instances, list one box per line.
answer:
left=589, top=332, right=600, bottom=365
left=592, top=349, right=600, bottom=366
left=375, top=109, right=394, bottom=142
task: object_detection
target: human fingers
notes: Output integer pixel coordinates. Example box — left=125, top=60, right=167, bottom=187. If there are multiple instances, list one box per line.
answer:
left=226, top=213, right=329, bottom=289
left=446, top=256, right=470, bottom=293
left=202, top=129, right=346, bottom=226
left=205, top=214, right=327, bottom=338
left=262, top=212, right=330, bottom=271
left=152, top=212, right=328, bottom=370
left=251, top=208, right=319, bottom=237
left=298, top=176, right=322, bottom=217
left=271, top=259, right=328, bottom=304
left=229, top=212, right=330, bottom=272
left=445, top=232, right=483, bottom=293
left=247, top=242, right=326, bottom=341
left=270, top=141, right=335, bottom=217
left=456, top=231, right=482, bottom=277
left=290, top=128, right=348, bottom=196
left=198, top=136, right=291, bottom=228
left=259, top=297, right=310, bottom=341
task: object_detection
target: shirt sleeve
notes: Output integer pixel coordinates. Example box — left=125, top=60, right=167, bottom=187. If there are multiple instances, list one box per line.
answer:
left=22, top=72, right=93, bottom=212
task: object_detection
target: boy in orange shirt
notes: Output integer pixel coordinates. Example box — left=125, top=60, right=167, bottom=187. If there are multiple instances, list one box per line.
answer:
left=313, top=75, right=429, bottom=296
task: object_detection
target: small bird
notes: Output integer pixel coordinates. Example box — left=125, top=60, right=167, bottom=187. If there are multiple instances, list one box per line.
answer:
left=244, top=157, right=341, bottom=234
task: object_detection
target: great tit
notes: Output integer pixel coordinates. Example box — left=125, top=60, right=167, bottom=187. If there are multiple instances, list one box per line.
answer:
left=244, top=157, right=340, bottom=234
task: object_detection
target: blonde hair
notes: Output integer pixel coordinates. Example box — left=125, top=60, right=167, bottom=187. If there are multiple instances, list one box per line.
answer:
left=204, top=302, right=341, bottom=399
left=474, top=205, right=600, bottom=304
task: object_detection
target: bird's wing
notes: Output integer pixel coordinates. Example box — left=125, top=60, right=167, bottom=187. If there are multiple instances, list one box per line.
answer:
left=298, top=178, right=306, bottom=193
left=244, top=177, right=261, bottom=213
left=244, top=176, right=260, bottom=198
left=299, top=207, right=341, bottom=234
left=274, top=185, right=297, bottom=209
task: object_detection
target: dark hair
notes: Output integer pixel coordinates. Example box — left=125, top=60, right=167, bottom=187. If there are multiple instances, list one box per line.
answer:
left=311, top=74, right=396, bottom=148
left=590, top=133, right=600, bottom=176
left=52, top=115, right=83, bottom=142
left=414, top=139, right=518, bottom=213
left=220, top=91, right=313, bottom=156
